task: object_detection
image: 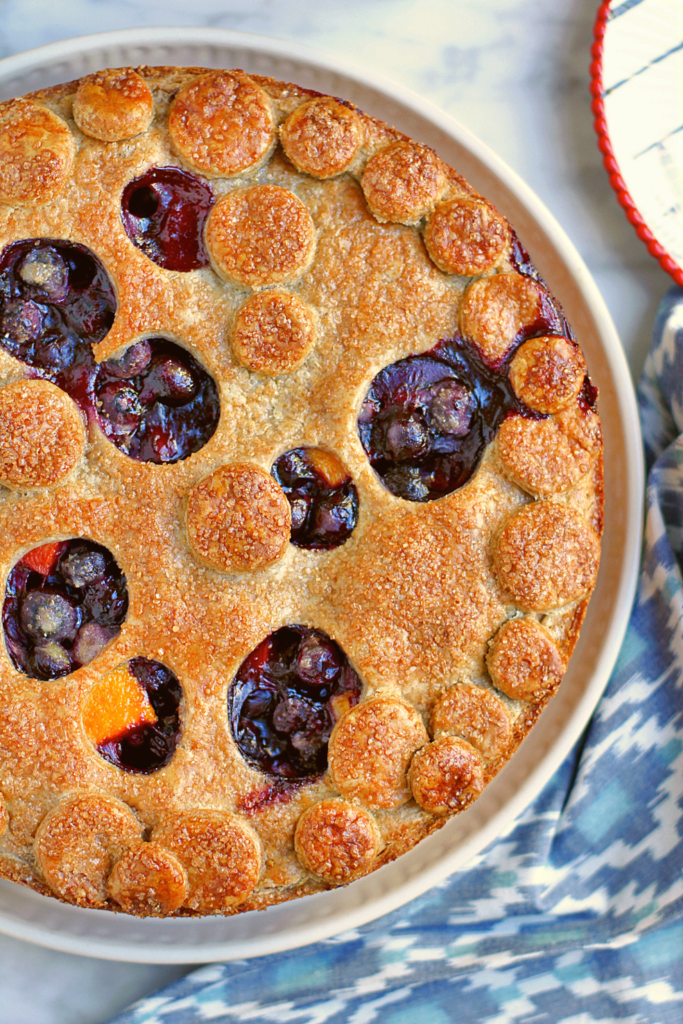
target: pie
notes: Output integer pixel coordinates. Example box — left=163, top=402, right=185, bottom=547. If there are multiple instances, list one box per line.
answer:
left=0, top=66, right=603, bottom=917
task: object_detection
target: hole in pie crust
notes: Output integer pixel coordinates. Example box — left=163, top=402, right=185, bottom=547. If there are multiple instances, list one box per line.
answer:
left=83, top=657, right=182, bottom=774
left=358, top=336, right=534, bottom=502
left=271, top=447, right=359, bottom=549
left=95, top=338, right=219, bottom=463
left=229, top=625, right=362, bottom=779
left=2, top=539, right=128, bottom=680
left=121, top=166, right=214, bottom=272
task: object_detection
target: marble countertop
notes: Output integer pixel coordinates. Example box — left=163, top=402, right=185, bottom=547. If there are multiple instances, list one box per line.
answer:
left=0, top=1, right=672, bottom=1022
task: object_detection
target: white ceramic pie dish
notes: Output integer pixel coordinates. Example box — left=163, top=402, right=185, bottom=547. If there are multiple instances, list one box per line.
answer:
left=0, top=27, right=643, bottom=964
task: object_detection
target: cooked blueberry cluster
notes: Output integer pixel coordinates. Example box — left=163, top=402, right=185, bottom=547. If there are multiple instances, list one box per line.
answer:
left=271, top=448, right=359, bottom=550
left=96, top=658, right=182, bottom=775
left=229, top=626, right=362, bottom=778
left=359, top=337, right=531, bottom=502
left=2, top=540, right=128, bottom=680
left=121, top=167, right=214, bottom=272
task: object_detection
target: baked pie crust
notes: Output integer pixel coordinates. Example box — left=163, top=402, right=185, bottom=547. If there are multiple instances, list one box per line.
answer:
left=0, top=66, right=603, bottom=916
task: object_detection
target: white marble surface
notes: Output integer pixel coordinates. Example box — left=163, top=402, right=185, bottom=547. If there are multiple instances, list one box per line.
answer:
left=0, top=1, right=673, bottom=1022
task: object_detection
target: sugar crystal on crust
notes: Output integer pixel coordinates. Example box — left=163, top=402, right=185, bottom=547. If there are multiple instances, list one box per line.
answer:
left=487, top=617, right=565, bottom=702
left=186, top=463, right=291, bottom=573
left=424, top=198, right=508, bottom=276
left=408, top=735, right=485, bottom=815
left=108, top=841, right=188, bottom=916
left=294, top=799, right=382, bottom=882
left=34, top=794, right=143, bottom=907
left=497, top=413, right=597, bottom=496
left=280, top=97, right=362, bottom=178
left=0, top=380, right=85, bottom=489
left=460, top=271, right=544, bottom=365
left=152, top=810, right=261, bottom=913
left=493, top=502, right=600, bottom=612
left=232, top=290, right=317, bottom=375
left=328, top=697, right=429, bottom=808
left=206, top=185, right=316, bottom=288
left=169, top=70, right=274, bottom=177
left=73, top=68, right=154, bottom=143
left=509, top=336, right=587, bottom=414
left=0, top=99, right=74, bottom=205
left=361, top=141, right=446, bottom=225
left=431, top=683, right=512, bottom=760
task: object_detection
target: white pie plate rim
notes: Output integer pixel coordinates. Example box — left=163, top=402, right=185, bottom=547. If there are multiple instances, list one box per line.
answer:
left=0, top=27, right=643, bottom=964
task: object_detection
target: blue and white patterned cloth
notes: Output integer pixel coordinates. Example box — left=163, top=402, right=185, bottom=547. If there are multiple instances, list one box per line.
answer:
left=110, top=287, right=683, bottom=1024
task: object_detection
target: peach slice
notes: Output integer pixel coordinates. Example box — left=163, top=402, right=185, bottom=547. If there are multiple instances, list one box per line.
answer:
left=83, top=664, right=157, bottom=746
left=22, top=541, right=66, bottom=576
left=306, top=448, right=349, bottom=488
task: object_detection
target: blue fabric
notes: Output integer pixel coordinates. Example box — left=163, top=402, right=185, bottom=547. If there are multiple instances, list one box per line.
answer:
left=110, top=287, right=683, bottom=1024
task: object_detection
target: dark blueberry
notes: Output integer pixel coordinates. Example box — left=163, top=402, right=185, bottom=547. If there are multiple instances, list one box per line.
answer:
left=59, top=546, right=108, bottom=588
left=121, top=167, right=214, bottom=272
left=83, top=574, right=128, bottom=628
left=32, top=641, right=72, bottom=679
left=271, top=448, right=359, bottom=551
left=375, top=407, right=430, bottom=461
left=33, top=331, right=78, bottom=370
left=295, top=634, right=341, bottom=685
left=228, top=625, right=363, bottom=779
left=97, top=381, right=142, bottom=435
left=104, top=340, right=152, bottom=379
left=72, top=622, right=116, bottom=664
left=19, top=247, right=69, bottom=301
left=383, top=465, right=430, bottom=501
left=20, top=591, right=79, bottom=642
left=428, top=380, right=476, bottom=436
left=0, top=299, right=44, bottom=346
left=139, top=355, right=197, bottom=405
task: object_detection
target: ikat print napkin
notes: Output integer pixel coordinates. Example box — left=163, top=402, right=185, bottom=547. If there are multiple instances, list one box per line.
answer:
left=109, top=287, right=683, bottom=1024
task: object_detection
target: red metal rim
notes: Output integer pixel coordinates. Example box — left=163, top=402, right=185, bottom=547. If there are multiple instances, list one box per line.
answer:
left=590, top=0, right=683, bottom=286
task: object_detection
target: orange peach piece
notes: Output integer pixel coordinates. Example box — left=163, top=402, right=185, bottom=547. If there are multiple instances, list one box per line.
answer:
left=83, top=665, right=156, bottom=746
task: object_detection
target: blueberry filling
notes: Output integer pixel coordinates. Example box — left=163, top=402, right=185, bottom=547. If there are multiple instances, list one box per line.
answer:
left=121, top=167, right=214, bottom=272
left=271, top=448, right=359, bottom=550
left=95, top=339, right=219, bottom=463
left=0, top=239, right=220, bottom=464
left=96, top=658, right=182, bottom=775
left=3, top=540, right=128, bottom=680
left=229, top=626, right=362, bottom=778
left=359, top=337, right=545, bottom=502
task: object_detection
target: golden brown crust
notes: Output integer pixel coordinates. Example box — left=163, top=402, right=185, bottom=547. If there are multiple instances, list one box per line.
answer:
left=497, top=414, right=597, bottom=496
left=361, top=142, right=446, bottom=224
left=108, top=842, right=189, bottom=916
left=34, top=794, right=143, bottom=907
left=408, top=736, right=485, bottom=815
left=169, top=70, right=275, bottom=176
left=152, top=810, right=261, bottom=913
left=0, top=99, right=75, bottom=206
left=0, top=65, right=603, bottom=919
left=328, top=697, right=429, bottom=808
left=186, top=463, right=291, bottom=573
left=493, top=502, right=601, bottom=611
left=431, top=683, right=513, bottom=761
left=232, top=290, right=317, bottom=375
left=0, top=380, right=85, bottom=489
left=487, top=617, right=565, bottom=702
left=424, top=198, right=508, bottom=276
left=294, top=799, right=382, bottom=882
left=73, top=69, right=154, bottom=142
left=205, top=185, right=316, bottom=288
left=280, top=97, right=362, bottom=178
left=0, top=795, right=7, bottom=838
left=460, top=272, right=544, bottom=364
left=509, top=336, right=587, bottom=414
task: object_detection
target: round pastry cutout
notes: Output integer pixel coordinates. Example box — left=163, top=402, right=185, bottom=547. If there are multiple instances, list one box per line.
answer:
left=280, top=97, right=362, bottom=178
left=271, top=447, right=359, bottom=550
left=229, top=625, right=363, bottom=778
left=508, top=335, right=587, bottom=414
left=294, top=799, right=382, bottom=882
left=0, top=99, right=74, bottom=206
left=431, top=683, right=513, bottom=760
left=3, top=538, right=128, bottom=680
left=232, top=290, right=317, bottom=376
left=0, top=380, right=85, bottom=489
left=83, top=658, right=183, bottom=774
left=361, top=141, right=445, bottom=224
left=424, top=198, right=508, bottom=276
left=95, top=338, right=220, bottom=463
left=108, top=842, right=188, bottom=916
left=409, top=735, right=485, bottom=815
left=73, top=68, right=154, bottom=142
left=358, top=337, right=526, bottom=502
left=121, top=166, right=214, bottom=271
left=459, top=272, right=547, bottom=366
